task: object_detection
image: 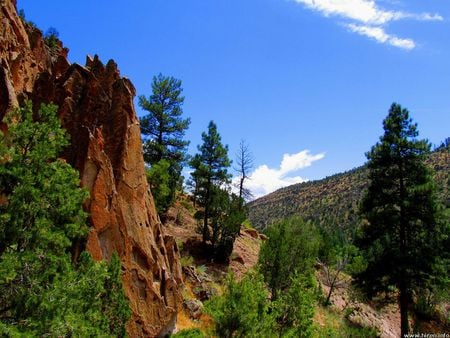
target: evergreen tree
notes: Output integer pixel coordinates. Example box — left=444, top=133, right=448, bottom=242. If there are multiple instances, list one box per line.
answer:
left=205, top=271, right=274, bottom=338
left=208, top=186, right=245, bottom=259
left=139, top=74, right=190, bottom=213
left=0, top=102, right=130, bottom=336
left=146, top=159, right=171, bottom=214
left=355, top=103, right=449, bottom=336
left=258, top=217, right=320, bottom=301
left=190, top=121, right=231, bottom=244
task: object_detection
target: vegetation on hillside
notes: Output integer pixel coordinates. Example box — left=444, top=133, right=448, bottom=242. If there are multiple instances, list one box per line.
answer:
left=0, top=102, right=130, bottom=336
left=190, top=103, right=448, bottom=337
left=139, top=74, right=191, bottom=214
left=355, top=103, right=449, bottom=336
left=188, top=121, right=246, bottom=260
left=248, top=144, right=449, bottom=233
left=184, top=216, right=378, bottom=337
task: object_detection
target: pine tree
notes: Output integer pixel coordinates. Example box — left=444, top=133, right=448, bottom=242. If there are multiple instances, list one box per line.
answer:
left=139, top=74, right=190, bottom=212
left=0, top=102, right=130, bottom=336
left=355, top=103, right=449, bottom=336
left=190, top=121, right=231, bottom=244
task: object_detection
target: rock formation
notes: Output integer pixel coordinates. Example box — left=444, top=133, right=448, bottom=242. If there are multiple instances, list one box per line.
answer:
left=0, top=1, right=182, bottom=336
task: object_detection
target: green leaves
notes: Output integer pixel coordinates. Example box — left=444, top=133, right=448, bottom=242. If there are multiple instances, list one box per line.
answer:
left=0, top=102, right=130, bottom=336
left=258, top=217, right=320, bottom=300
left=139, top=74, right=191, bottom=213
left=205, top=271, right=274, bottom=338
left=147, top=159, right=172, bottom=213
left=356, top=103, right=449, bottom=335
left=190, top=121, right=234, bottom=248
left=271, top=273, right=316, bottom=338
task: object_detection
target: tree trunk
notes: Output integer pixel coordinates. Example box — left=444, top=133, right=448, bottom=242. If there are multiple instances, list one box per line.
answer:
left=398, top=159, right=409, bottom=336
left=202, top=201, right=209, bottom=244
left=325, top=269, right=340, bottom=305
left=202, top=179, right=211, bottom=244
left=399, top=285, right=409, bottom=337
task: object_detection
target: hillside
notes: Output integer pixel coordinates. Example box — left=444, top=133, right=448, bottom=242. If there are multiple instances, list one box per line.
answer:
left=248, top=147, right=449, bottom=231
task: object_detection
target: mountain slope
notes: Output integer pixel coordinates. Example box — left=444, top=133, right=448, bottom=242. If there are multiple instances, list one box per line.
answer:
left=248, top=148, right=449, bottom=231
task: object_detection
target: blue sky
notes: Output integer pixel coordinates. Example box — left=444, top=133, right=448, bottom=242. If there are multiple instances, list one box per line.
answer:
left=18, top=0, right=450, bottom=198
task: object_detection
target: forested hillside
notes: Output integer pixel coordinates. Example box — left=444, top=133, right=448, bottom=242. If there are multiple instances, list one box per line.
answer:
left=248, top=146, right=449, bottom=231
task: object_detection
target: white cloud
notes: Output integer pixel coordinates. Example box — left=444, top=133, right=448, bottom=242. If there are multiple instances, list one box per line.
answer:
left=294, top=0, right=442, bottom=25
left=346, top=23, right=415, bottom=50
left=292, top=0, right=443, bottom=49
left=294, top=0, right=398, bottom=25
left=241, top=150, right=325, bottom=199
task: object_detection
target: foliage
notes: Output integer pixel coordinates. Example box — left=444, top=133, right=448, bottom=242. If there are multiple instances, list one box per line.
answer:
left=355, top=103, right=449, bottom=335
left=248, top=147, right=448, bottom=233
left=139, top=74, right=191, bottom=213
left=258, top=216, right=320, bottom=300
left=271, top=273, right=316, bottom=337
left=180, top=255, right=194, bottom=267
left=146, top=159, right=171, bottom=214
left=318, top=226, right=366, bottom=305
left=205, top=268, right=317, bottom=337
left=18, top=8, right=36, bottom=28
left=171, top=328, right=206, bottom=338
left=205, top=271, right=274, bottom=338
left=44, top=27, right=60, bottom=51
left=314, top=305, right=378, bottom=338
left=316, top=324, right=378, bottom=338
left=189, top=121, right=232, bottom=246
left=0, top=102, right=130, bottom=336
left=208, top=186, right=246, bottom=259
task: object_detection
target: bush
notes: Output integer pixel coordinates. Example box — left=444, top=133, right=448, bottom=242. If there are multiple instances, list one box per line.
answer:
left=258, top=216, right=321, bottom=300
left=0, top=102, right=130, bottom=336
left=205, top=271, right=274, bottom=337
left=271, top=273, right=316, bottom=337
left=44, top=27, right=60, bottom=51
left=180, top=255, right=194, bottom=267
left=171, top=328, right=206, bottom=338
left=146, top=159, right=171, bottom=214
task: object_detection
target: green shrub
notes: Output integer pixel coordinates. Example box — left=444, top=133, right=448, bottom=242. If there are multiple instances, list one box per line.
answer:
left=171, top=328, right=206, bottom=338
left=146, top=159, right=172, bottom=214
left=205, top=271, right=274, bottom=337
left=181, top=255, right=194, bottom=267
left=258, top=216, right=320, bottom=300
left=271, top=273, right=316, bottom=337
left=44, top=27, right=60, bottom=51
left=0, top=102, right=130, bottom=336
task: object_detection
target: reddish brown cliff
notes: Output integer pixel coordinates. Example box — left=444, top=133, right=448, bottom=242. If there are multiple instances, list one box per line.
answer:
left=0, top=1, right=182, bottom=336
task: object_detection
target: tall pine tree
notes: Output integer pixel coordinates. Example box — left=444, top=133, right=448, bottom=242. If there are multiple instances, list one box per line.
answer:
left=139, top=74, right=190, bottom=213
left=355, top=103, right=449, bottom=336
left=190, top=121, right=231, bottom=244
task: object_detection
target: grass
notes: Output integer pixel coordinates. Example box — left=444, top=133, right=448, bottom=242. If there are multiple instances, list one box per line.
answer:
left=314, top=305, right=379, bottom=338
left=241, top=219, right=254, bottom=230
left=181, top=255, right=194, bottom=267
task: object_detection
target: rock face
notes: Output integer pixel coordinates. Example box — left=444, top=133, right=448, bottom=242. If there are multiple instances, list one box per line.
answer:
left=0, top=1, right=182, bottom=336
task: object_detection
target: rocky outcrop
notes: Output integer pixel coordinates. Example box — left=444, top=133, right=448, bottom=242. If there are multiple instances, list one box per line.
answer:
left=0, top=1, right=182, bottom=336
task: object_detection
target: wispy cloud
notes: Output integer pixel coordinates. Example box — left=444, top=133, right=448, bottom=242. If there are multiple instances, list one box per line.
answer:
left=346, top=23, right=415, bottom=50
left=292, top=0, right=443, bottom=49
left=242, top=150, right=325, bottom=199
